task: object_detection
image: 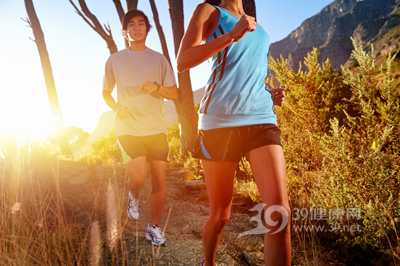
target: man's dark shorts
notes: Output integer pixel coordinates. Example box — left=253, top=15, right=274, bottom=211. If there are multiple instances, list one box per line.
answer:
left=118, top=133, right=169, bottom=161
left=193, top=124, right=282, bottom=162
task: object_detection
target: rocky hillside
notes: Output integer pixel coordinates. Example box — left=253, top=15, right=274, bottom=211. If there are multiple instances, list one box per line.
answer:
left=268, top=0, right=400, bottom=71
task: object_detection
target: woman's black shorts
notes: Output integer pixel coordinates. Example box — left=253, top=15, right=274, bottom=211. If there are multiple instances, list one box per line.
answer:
left=193, top=124, right=282, bottom=162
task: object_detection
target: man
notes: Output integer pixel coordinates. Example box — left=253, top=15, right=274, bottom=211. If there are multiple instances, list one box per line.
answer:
left=102, top=9, right=177, bottom=246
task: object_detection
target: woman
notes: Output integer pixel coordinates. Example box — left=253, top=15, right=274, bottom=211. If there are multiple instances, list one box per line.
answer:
left=177, top=0, right=291, bottom=265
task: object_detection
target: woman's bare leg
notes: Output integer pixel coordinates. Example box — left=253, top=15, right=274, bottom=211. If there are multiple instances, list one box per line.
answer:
left=247, top=145, right=291, bottom=266
left=202, top=160, right=237, bottom=266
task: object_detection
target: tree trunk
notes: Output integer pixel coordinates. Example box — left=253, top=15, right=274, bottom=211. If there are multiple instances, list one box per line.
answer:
left=126, top=0, right=138, bottom=11
left=175, top=71, right=198, bottom=156
left=112, top=0, right=125, bottom=23
left=168, top=0, right=197, bottom=156
left=149, top=0, right=172, bottom=66
left=24, top=0, right=71, bottom=155
left=25, top=0, right=63, bottom=132
left=243, top=0, right=256, bottom=20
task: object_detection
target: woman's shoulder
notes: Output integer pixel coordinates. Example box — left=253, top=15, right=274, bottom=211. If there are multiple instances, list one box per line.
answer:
left=192, top=3, right=220, bottom=38
left=192, top=3, right=218, bottom=19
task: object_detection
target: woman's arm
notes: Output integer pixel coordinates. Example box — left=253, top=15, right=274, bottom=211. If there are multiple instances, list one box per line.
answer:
left=176, top=3, right=256, bottom=73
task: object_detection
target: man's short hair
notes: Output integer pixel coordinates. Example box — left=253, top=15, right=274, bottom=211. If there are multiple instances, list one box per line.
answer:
left=122, top=10, right=152, bottom=34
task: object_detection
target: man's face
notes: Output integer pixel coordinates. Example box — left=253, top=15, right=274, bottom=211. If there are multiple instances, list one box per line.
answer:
left=127, top=15, right=147, bottom=42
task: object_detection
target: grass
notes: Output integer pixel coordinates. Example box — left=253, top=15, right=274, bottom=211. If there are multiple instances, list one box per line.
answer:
left=0, top=138, right=86, bottom=265
left=0, top=137, right=174, bottom=266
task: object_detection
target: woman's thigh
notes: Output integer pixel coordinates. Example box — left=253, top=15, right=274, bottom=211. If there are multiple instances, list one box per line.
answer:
left=246, top=145, right=288, bottom=207
left=201, top=160, right=237, bottom=215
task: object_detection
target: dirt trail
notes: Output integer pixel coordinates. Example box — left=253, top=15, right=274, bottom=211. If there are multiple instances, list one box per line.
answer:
left=121, top=166, right=265, bottom=266
left=61, top=161, right=265, bottom=266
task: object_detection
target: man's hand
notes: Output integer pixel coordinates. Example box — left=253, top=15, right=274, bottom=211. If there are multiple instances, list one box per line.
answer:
left=116, top=105, right=129, bottom=119
left=138, top=81, right=159, bottom=94
left=227, top=15, right=257, bottom=42
left=271, top=88, right=286, bottom=107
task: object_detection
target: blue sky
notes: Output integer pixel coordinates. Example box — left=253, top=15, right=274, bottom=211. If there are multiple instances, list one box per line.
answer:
left=0, top=0, right=333, bottom=136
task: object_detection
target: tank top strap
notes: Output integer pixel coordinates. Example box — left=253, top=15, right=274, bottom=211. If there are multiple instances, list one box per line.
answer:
left=205, top=6, right=231, bottom=42
left=213, top=5, right=228, bottom=17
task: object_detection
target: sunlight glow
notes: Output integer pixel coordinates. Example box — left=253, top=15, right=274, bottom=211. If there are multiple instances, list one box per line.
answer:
left=1, top=67, right=55, bottom=141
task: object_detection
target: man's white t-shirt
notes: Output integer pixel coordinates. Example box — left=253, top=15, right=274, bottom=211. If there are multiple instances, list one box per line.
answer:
left=103, top=47, right=176, bottom=137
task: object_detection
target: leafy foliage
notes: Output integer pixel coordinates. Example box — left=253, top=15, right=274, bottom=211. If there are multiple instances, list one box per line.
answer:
left=79, top=130, right=122, bottom=166
left=268, top=41, right=400, bottom=260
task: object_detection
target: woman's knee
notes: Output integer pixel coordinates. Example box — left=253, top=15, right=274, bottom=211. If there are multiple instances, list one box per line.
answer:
left=264, top=205, right=291, bottom=232
left=209, top=214, right=230, bottom=232
left=151, top=178, right=166, bottom=194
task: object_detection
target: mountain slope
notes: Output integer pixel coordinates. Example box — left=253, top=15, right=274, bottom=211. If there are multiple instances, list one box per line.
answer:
left=268, top=0, right=400, bottom=71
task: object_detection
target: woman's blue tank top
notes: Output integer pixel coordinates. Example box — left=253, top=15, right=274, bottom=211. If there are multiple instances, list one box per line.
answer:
left=198, top=6, right=277, bottom=130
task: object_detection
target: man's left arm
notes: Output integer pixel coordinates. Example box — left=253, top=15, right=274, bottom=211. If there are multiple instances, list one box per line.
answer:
left=138, top=82, right=177, bottom=100
left=158, top=84, right=178, bottom=100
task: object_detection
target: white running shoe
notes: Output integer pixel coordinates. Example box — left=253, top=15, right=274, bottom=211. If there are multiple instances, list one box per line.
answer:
left=146, top=224, right=166, bottom=246
left=127, top=191, right=141, bottom=221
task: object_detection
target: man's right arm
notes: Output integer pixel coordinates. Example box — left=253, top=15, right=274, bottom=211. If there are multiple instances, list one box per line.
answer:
left=102, top=57, right=129, bottom=119
left=102, top=90, right=119, bottom=111
left=102, top=90, right=129, bottom=119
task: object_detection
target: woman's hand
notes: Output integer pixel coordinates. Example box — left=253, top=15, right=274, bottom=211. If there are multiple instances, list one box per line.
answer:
left=271, top=88, right=286, bottom=106
left=228, top=15, right=257, bottom=42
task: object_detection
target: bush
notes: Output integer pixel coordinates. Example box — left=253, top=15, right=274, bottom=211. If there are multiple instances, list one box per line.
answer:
left=79, top=130, right=122, bottom=166
left=168, top=123, right=182, bottom=164
left=268, top=40, right=399, bottom=260
left=167, top=123, right=203, bottom=179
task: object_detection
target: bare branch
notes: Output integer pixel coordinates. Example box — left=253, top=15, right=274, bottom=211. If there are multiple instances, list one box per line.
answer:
left=149, top=0, right=171, bottom=66
left=22, top=17, right=35, bottom=41
left=21, top=17, right=32, bottom=27
left=68, top=0, right=118, bottom=54
left=112, top=0, right=125, bottom=23
left=68, top=0, right=96, bottom=32
left=104, top=23, right=114, bottom=39
left=77, top=0, right=110, bottom=40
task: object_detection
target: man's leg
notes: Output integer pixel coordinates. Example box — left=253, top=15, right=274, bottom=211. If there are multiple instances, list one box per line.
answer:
left=247, top=145, right=291, bottom=266
left=127, top=156, right=148, bottom=197
left=118, top=135, right=148, bottom=198
left=148, top=159, right=168, bottom=225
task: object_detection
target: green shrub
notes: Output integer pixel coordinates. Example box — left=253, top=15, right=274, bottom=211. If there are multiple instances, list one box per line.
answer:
left=168, top=123, right=182, bottom=164
left=168, top=123, right=203, bottom=178
left=79, top=130, right=122, bottom=166
left=268, top=40, right=399, bottom=260
left=316, top=44, right=400, bottom=250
